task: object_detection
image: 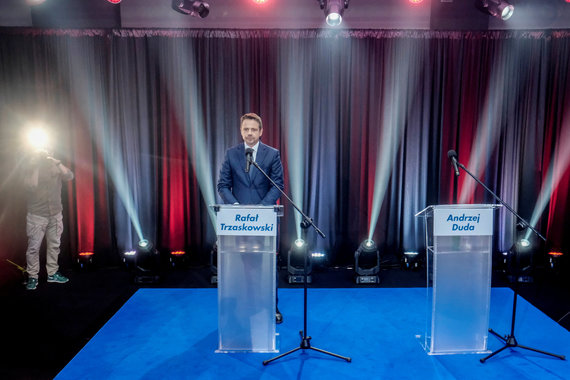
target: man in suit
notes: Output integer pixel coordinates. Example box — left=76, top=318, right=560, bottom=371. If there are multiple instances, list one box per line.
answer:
left=218, top=113, right=284, bottom=205
left=217, top=112, right=284, bottom=323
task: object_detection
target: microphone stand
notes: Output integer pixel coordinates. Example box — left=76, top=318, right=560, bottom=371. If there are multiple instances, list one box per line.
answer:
left=451, top=160, right=565, bottom=363
left=246, top=158, right=351, bottom=365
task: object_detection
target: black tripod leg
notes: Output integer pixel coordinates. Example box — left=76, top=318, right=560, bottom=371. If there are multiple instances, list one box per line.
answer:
left=480, top=345, right=509, bottom=363
left=309, top=346, right=352, bottom=362
left=263, top=347, right=302, bottom=365
left=487, top=328, right=507, bottom=343
left=516, top=344, right=566, bottom=360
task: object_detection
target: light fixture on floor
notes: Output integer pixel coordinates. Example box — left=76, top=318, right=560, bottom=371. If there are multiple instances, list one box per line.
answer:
left=169, top=250, right=187, bottom=268
left=402, top=251, right=420, bottom=270
left=134, top=239, right=161, bottom=284
left=354, top=239, right=379, bottom=284
left=76, top=251, right=94, bottom=269
left=288, top=239, right=311, bottom=284
left=547, top=250, right=564, bottom=271
left=475, top=0, right=514, bottom=20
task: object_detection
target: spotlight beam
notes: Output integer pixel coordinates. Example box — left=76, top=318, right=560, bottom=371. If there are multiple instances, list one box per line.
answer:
left=368, top=41, right=420, bottom=241
left=157, top=41, right=217, bottom=231
left=525, top=119, right=570, bottom=241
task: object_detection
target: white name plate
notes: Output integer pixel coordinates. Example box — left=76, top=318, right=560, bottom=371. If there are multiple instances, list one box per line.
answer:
left=216, top=207, right=277, bottom=236
left=433, top=207, right=494, bottom=236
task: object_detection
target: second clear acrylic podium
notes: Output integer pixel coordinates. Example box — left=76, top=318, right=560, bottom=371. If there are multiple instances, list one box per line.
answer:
left=416, top=204, right=501, bottom=355
left=212, top=204, right=283, bottom=353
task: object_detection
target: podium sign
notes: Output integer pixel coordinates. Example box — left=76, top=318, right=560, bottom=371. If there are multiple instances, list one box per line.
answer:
left=216, top=207, right=278, bottom=236
left=433, top=208, right=494, bottom=236
left=212, top=205, right=282, bottom=353
left=416, top=204, right=500, bottom=355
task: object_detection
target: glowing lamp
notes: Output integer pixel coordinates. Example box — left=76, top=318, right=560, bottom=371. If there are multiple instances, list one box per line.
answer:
left=475, top=0, right=514, bottom=21
left=548, top=250, right=564, bottom=271
left=26, top=128, right=49, bottom=152
left=134, top=239, right=161, bottom=283
left=319, top=0, right=349, bottom=27
left=288, top=239, right=311, bottom=284
left=77, top=251, right=94, bottom=269
left=402, top=251, right=420, bottom=270
left=169, top=250, right=188, bottom=268
left=354, top=239, right=380, bottom=284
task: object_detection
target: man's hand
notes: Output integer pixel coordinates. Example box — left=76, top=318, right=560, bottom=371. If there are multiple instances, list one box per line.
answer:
left=46, top=156, right=61, bottom=166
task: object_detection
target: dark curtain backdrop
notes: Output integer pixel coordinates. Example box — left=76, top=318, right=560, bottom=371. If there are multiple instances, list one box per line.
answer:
left=1, top=28, right=569, bottom=269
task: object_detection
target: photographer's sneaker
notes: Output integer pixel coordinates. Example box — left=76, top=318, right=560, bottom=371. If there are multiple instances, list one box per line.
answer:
left=47, top=272, right=69, bottom=284
left=26, top=277, right=38, bottom=290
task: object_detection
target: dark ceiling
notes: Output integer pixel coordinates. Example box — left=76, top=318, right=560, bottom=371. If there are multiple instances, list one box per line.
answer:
left=0, top=0, right=569, bottom=30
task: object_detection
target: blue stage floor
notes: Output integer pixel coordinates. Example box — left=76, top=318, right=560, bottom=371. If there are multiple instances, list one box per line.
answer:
left=56, top=288, right=569, bottom=380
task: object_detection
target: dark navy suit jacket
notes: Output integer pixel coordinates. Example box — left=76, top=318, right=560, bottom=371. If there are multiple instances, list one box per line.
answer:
left=217, top=142, right=284, bottom=205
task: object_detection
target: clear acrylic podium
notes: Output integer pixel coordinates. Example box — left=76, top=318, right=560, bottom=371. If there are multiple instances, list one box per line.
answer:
left=415, top=204, right=500, bottom=354
left=212, top=204, right=283, bottom=353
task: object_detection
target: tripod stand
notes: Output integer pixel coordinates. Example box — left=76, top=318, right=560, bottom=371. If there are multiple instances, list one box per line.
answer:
left=263, top=220, right=351, bottom=365
left=246, top=158, right=351, bottom=365
left=480, top=248, right=566, bottom=363
left=447, top=150, right=566, bottom=363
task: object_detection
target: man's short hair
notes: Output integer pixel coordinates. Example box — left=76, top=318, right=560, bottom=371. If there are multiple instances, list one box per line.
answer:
left=240, top=113, right=263, bottom=130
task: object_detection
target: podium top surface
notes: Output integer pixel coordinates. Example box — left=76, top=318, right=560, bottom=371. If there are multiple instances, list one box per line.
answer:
left=210, top=204, right=284, bottom=213
left=415, top=204, right=502, bottom=217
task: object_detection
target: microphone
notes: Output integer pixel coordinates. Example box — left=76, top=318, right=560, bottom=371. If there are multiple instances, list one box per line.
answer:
left=447, top=150, right=460, bottom=176
left=245, top=148, right=254, bottom=173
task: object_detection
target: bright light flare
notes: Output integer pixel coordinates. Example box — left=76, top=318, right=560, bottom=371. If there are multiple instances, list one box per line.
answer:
left=26, top=127, right=49, bottom=151
left=294, top=239, right=305, bottom=248
left=326, top=13, right=342, bottom=26
left=519, top=238, right=530, bottom=248
left=138, top=239, right=150, bottom=249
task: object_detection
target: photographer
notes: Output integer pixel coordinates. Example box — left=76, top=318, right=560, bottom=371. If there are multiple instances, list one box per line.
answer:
left=23, top=150, right=74, bottom=290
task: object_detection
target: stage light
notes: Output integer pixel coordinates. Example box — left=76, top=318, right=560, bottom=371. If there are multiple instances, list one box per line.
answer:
left=354, top=239, right=379, bottom=284
left=134, top=239, right=161, bottom=284
left=402, top=251, right=420, bottom=270
left=409, top=0, right=424, bottom=4
left=319, top=0, right=349, bottom=27
left=288, top=239, right=312, bottom=284
left=252, top=0, right=268, bottom=3
left=475, top=0, right=514, bottom=21
left=519, top=238, right=530, bottom=248
left=548, top=250, right=564, bottom=271
left=169, top=250, right=187, bottom=268
left=107, top=0, right=122, bottom=4
left=121, top=250, right=136, bottom=269
left=506, top=239, right=535, bottom=283
left=172, top=0, right=210, bottom=18
left=76, top=251, right=94, bottom=269
left=26, top=127, right=49, bottom=152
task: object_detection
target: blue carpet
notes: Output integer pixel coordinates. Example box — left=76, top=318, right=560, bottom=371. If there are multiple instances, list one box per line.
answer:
left=57, top=288, right=570, bottom=380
